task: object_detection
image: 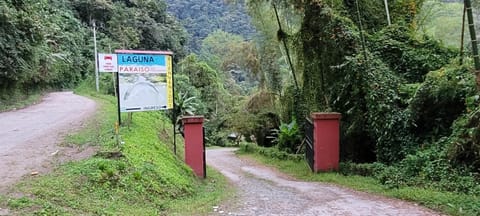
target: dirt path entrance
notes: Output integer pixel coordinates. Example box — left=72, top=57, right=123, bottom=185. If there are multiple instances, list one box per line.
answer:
left=0, top=92, right=97, bottom=193
left=207, top=148, right=441, bottom=216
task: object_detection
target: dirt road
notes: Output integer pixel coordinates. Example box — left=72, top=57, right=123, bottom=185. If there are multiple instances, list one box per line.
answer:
left=0, top=92, right=96, bottom=192
left=207, top=148, right=441, bottom=216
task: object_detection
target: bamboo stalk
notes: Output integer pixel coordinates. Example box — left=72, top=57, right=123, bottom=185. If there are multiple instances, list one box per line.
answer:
left=464, top=0, right=480, bottom=69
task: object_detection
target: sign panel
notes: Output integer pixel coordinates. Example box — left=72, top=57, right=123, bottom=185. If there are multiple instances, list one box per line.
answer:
left=117, top=54, right=167, bottom=73
left=116, top=51, right=173, bottom=112
left=98, top=53, right=118, bottom=72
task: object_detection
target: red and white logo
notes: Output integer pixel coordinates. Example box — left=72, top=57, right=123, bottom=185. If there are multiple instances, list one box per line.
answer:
left=98, top=54, right=118, bottom=72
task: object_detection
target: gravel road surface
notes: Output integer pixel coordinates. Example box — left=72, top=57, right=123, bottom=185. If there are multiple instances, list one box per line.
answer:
left=0, top=92, right=96, bottom=193
left=207, top=148, right=441, bottom=216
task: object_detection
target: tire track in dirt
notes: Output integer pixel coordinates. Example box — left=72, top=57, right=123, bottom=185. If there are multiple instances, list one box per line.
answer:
left=0, top=92, right=97, bottom=193
left=207, top=148, right=442, bottom=216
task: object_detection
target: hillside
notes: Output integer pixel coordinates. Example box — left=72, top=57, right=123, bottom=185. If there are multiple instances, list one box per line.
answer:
left=165, top=0, right=256, bottom=52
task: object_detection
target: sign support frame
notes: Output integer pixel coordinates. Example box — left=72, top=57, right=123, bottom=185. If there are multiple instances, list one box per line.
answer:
left=172, top=57, right=177, bottom=155
left=113, top=49, right=176, bottom=155
left=116, top=71, right=122, bottom=125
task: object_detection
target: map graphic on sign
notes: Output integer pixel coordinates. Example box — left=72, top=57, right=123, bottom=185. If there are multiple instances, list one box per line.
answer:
left=116, top=51, right=173, bottom=112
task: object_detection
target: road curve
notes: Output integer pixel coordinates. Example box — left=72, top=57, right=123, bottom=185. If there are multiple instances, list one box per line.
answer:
left=0, top=92, right=96, bottom=191
left=207, top=148, right=442, bottom=216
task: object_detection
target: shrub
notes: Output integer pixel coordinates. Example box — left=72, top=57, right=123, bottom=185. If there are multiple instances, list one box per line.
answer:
left=446, top=107, right=480, bottom=172
left=409, top=64, right=476, bottom=140
left=274, top=119, right=302, bottom=154
left=368, top=25, right=456, bottom=83
left=238, top=142, right=303, bottom=162
left=339, top=162, right=386, bottom=177
left=333, top=53, right=414, bottom=163
left=373, top=145, right=480, bottom=195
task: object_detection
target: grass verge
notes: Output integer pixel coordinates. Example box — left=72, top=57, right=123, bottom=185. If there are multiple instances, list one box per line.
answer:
left=0, top=88, right=229, bottom=215
left=0, top=90, right=43, bottom=112
left=237, top=144, right=480, bottom=216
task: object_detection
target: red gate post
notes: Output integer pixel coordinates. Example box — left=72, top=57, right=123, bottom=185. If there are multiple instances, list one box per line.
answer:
left=311, top=112, right=341, bottom=172
left=182, top=116, right=205, bottom=178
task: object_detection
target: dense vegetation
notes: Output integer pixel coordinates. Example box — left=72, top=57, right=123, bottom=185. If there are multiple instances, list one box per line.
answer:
left=164, top=0, right=256, bottom=52
left=209, top=0, right=480, bottom=208
left=0, top=0, right=187, bottom=105
left=2, top=0, right=480, bottom=214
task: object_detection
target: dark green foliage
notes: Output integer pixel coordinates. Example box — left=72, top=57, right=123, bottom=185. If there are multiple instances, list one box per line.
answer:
left=70, top=0, right=113, bottom=25
left=96, top=0, right=187, bottom=60
left=343, top=0, right=426, bottom=32
left=273, top=119, right=302, bottom=153
left=374, top=146, right=480, bottom=195
left=132, top=2, right=188, bottom=59
left=242, top=91, right=281, bottom=147
left=177, top=54, right=225, bottom=114
left=332, top=54, right=414, bottom=163
left=339, top=162, right=385, bottom=177
left=245, top=0, right=480, bottom=200
left=368, top=25, right=456, bottom=82
left=238, top=142, right=304, bottom=161
left=175, top=54, right=240, bottom=148
left=297, top=2, right=359, bottom=112
left=0, top=0, right=90, bottom=98
left=249, top=1, right=458, bottom=164
left=0, top=0, right=188, bottom=100
left=409, top=64, right=476, bottom=140
left=361, top=58, right=415, bottom=163
left=171, top=74, right=206, bottom=123
left=447, top=107, right=480, bottom=172
left=165, top=0, right=256, bottom=52
left=280, top=84, right=306, bottom=125
left=173, top=74, right=203, bottom=104
left=171, top=92, right=200, bottom=134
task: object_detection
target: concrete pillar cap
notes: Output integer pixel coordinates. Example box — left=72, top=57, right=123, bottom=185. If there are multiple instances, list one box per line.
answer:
left=311, top=112, right=342, bottom=120
left=182, top=116, right=205, bottom=124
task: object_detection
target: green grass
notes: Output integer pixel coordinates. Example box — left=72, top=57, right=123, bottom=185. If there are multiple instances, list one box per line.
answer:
left=0, top=86, right=229, bottom=215
left=0, top=90, right=43, bottom=112
left=164, top=167, right=234, bottom=216
left=238, top=147, right=480, bottom=216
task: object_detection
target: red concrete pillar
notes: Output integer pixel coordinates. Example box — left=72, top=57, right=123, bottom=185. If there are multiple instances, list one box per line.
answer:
left=311, top=112, right=341, bottom=172
left=182, top=116, right=205, bottom=178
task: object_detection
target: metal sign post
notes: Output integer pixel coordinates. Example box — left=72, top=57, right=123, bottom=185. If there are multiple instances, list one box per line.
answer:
left=93, top=21, right=99, bottom=92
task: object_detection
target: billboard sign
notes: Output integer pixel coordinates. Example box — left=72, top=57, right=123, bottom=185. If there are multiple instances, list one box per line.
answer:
left=98, top=53, right=118, bottom=72
left=115, top=50, right=173, bottom=112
